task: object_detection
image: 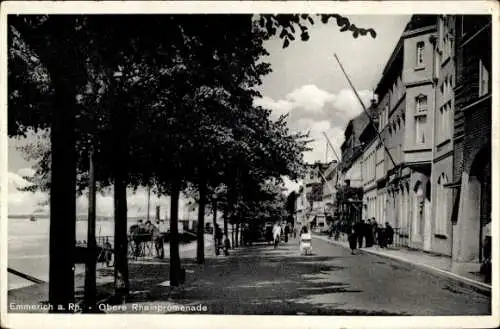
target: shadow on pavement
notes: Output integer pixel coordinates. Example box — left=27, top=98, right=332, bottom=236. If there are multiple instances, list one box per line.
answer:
left=86, top=243, right=408, bottom=315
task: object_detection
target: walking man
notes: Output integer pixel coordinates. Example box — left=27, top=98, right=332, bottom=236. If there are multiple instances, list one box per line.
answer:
left=355, top=219, right=365, bottom=248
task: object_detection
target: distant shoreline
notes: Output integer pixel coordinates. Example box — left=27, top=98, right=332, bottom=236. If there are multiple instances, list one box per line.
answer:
left=8, top=215, right=191, bottom=222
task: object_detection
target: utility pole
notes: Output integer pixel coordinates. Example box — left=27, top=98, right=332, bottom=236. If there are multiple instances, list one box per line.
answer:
left=334, top=53, right=398, bottom=171
left=322, top=132, right=341, bottom=163
left=84, top=144, right=96, bottom=312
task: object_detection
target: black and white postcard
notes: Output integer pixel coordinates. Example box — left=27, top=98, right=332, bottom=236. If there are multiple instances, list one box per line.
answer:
left=1, top=1, right=498, bottom=329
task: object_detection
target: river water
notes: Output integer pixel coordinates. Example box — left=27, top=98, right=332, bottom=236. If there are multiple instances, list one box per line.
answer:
left=7, top=217, right=205, bottom=290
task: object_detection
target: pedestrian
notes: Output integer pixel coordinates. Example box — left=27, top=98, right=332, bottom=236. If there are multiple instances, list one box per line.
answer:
left=273, top=222, right=281, bottom=249
left=348, top=226, right=357, bottom=255
left=299, top=226, right=312, bottom=255
left=284, top=224, right=290, bottom=243
left=371, top=218, right=378, bottom=246
left=355, top=219, right=365, bottom=248
left=377, top=224, right=386, bottom=248
left=215, top=224, right=223, bottom=255
left=365, top=219, right=373, bottom=247
left=385, top=222, right=394, bottom=247
left=223, top=234, right=231, bottom=255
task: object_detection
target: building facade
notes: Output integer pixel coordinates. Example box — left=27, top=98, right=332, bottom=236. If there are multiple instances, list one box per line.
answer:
left=450, top=15, right=492, bottom=273
left=294, top=161, right=335, bottom=230
left=370, top=15, right=439, bottom=249
left=429, top=15, right=456, bottom=256
left=348, top=15, right=492, bottom=273
left=362, top=137, right=378, bottom=221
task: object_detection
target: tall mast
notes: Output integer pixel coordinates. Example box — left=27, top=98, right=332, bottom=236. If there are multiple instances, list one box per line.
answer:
left=334, top=53, right=397, bottom=170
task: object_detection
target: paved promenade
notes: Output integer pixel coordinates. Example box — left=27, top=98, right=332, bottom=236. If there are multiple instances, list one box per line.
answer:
left=8, top=235, right=491, bottom=315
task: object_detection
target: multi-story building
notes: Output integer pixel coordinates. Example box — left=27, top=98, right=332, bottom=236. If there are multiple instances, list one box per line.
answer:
left=371, top=15, right=437, bottom=248
left=449, top=15, right=492, bottom=274
left=428, top=15, right=456, bottom=256
left=322, top=160, right=339, bottom=221
left=335, top=113, right=367, bottom=227
left=361, top=136, right=379, bottom=222
left=373, top=30, right=407, bottom=234
left=294, top=185, right=307, bottom=226
left=295, top=161, right=334, bottom=230
left=353, top=15, right=492, bottom=272
left=341, top=113, right=367, bottom=188
left=402, top=16, right=439, bottom=251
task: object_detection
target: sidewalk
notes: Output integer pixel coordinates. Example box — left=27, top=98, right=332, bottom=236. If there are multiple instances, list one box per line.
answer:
left=8, top=239, right=491, bottom=315
left=313, top=233, right=491, bottom=296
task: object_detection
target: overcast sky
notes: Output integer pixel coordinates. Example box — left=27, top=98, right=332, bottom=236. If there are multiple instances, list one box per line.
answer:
left=8, top=15, right=411, bottom=215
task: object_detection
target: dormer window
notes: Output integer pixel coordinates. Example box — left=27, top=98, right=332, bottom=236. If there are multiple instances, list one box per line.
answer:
left=416, top=95, right=428, bottom=113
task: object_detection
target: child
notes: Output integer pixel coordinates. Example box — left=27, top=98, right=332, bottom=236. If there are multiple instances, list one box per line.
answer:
left=299, top=226, right=312, bottom=255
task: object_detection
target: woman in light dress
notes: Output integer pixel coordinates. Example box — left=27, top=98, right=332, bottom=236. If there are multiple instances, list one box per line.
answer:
left=299, top=225, right=312, bottom=255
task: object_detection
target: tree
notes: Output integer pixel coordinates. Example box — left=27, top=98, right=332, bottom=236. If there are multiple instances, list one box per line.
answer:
left=9, top=15, right=91, bottom=311
left=9, top=13, right=376, bottom=301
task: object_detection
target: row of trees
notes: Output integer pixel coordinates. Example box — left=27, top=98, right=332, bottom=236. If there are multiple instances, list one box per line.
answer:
left=8, top=14, right=375, bottom=312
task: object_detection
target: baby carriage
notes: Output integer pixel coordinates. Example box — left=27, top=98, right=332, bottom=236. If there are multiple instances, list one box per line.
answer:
left=300, top=232, right=312, bottom=255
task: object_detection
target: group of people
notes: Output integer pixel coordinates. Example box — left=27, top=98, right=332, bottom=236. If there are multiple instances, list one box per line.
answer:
left=129, top=219, right=165, bottom=258
left=346, top=218, right=394, bottom=254
left=272, top=222, right=292, bottom=248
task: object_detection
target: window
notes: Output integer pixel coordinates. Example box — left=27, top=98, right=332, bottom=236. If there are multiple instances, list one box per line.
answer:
left=415, top=116, right=427, bottom=144
left=416, top=41, right=425, bottom=66
left=416, top=95, right=428, bottom=113
left=479, top=59, right=489, bottom=97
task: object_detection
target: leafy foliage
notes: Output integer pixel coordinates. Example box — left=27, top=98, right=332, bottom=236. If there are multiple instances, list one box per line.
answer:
left=9, top=13, right=377, bottom=293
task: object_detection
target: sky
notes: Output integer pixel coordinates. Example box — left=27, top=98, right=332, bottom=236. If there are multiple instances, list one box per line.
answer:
left=7, top=15, right=411, bottom=216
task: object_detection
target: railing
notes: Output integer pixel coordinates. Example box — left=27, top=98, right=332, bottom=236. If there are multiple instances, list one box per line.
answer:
left=75, top=233, right=165, bottom=266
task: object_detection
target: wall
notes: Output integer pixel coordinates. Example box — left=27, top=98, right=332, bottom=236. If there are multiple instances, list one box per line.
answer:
left=404, top=83, right=435, bottom=159
left=345, top=156, right=363, bottom=188
left=430, top=154, right=453, bottom=255
left=362, top=138, right=378, bottom=189
left=386, top=97, right=406, bottom=168
left=452, top=15, right=492, bottom=266
left=402, top=27, right=436, bottom=86
left=362, top=138, right=378, bottom=220
left=428, top=15, right=456, bottom=256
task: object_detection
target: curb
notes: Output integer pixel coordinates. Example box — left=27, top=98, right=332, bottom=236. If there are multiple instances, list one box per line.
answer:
left=313, top=234, right=492, bottom=297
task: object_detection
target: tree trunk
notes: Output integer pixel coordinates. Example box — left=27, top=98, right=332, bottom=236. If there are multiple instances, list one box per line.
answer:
left=48, top=73, right=77, bottom=312
left=84, top=146, right=97, bottom=312
left=196, top=178, right=207, bottom=264
left=231, top=224, right=235, bottom=249
left=113, top=169, right=129, bottom=300
left=212, top=201, right=217, bottom=256
left=235, top=222, right=239, bottom=248
left=170, top=179, right=181, bottom=286
left=111, top=90, right=130, bottom=300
